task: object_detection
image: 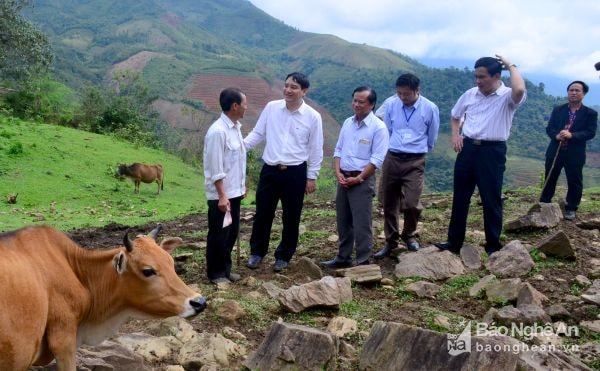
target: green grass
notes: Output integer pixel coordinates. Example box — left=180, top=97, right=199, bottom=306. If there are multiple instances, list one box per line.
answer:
left=0, top=115, right=205, bottom=231
left=437, top=274, right=480, bottom=300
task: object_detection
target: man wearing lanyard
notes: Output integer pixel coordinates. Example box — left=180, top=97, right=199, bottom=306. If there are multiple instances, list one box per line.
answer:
left=373, top=73, right=440, bottom=259
left=203, top=88, right=247, bottom=284
left=539, top=81, right=597, bottom=220
left=436, top=55, right=526, bottom=256
left=244, top=72, right=324, bottom=272
left=321, top=86, right=389, bottom=268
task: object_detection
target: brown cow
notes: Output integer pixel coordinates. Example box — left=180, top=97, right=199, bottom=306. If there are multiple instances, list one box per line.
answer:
left=0, top=224, right=206, bottom=370
left=118, top=163, right=164, bottom=194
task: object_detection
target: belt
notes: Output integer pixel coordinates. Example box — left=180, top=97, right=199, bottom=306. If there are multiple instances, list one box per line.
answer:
left=463, top=137, right=505, bottom=146
left=341, top=170, right=361, bottom=178
left=388, top=151, right=425, bottom=159
left=266, top=163, right=303, bottom=170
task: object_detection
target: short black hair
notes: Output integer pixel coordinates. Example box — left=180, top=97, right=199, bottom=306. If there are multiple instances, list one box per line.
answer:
left=595, top=61, right=600, bottom=71
left=567, top=80, right=589, bottom=94
left=474, top=57, right=503, bottom=76
left=395, top=73, right=420, bottom=91
left=353, top=86, right=377, bottom=107
left=286, top=72, right=310, bottom=89
left=219, top=87, right=243, bottom=112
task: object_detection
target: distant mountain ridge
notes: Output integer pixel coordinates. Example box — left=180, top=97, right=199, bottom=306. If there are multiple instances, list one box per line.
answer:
left=24, top=0, right=600, bottom=190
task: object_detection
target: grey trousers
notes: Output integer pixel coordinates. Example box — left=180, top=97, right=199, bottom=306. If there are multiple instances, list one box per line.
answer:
left=335, top=176, right=375, bottom=264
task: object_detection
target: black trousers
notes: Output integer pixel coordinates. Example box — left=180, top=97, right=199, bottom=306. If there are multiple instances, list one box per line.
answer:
left=206, top=196, right=241, bottom=280
left=447, top=140, right=506, bottom=254
left=539, top=149, right=584, bottom=212
left=250, top=162, right=307, bottom=262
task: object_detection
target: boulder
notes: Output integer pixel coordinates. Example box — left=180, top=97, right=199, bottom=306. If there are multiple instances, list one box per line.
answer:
left=326, top=316, right=358, bottom=338
left=485, top=241, right=534, bottom=277
left=538, top=231, right=576, bottom=259
left=177, top=332, right=246, bottom=370
left=505, top=202, right=562, bottom=231
left=406, top=281, right=442, bottom=298
left=460, top=244, right=482, bottom=270
left=469, top=274, right=496, bottom=297
left=278, top=276, right=352, bottom=313
left=359, top=321, right=589, bottom=371
left=485, top=278, right=522, bottom=303
left=244, top=322, right=338, bottom=371
left=394, top=246, right=465, bottom=280
left=335, top=264, right=382, bottom=283
left=295, top=257, right=324, bottom=280
left=581, top=279, right=600, bottom=305
left=114, top=333, right=182, bottom=363
left=517, top=282, right=548, bottom=308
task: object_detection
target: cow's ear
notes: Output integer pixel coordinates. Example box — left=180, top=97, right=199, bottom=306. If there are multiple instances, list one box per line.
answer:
left=160, top=237, right=183, bottom=253
left=112, top=251, right=128, bottom=274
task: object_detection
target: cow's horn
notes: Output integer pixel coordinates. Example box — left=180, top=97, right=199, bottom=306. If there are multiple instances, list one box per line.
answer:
left=123, top=231, right=133, bottom=252
left=148, top=224, right=162, bottom=240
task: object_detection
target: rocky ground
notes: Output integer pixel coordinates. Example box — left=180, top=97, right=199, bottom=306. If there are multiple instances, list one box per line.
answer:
left=52, top=187, right=600, bottom=370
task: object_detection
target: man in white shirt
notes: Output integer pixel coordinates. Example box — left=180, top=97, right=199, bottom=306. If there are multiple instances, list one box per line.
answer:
left=203, top=88, right=247, bottom=284
left=436, top=55, right=526, bottom=256
left=244, top=72, right=324, bottom=271
left=321, top=86, right=389, bottom=268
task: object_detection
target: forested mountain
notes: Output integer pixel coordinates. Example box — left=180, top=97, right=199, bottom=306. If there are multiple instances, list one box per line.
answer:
left=22, top=0, right=599, bottom=190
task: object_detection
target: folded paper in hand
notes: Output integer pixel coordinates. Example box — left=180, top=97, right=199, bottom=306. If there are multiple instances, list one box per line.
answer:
left=222, top=210, right=232, bottom=228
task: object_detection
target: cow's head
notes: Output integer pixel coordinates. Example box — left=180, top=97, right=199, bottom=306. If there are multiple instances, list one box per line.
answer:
left=116, top=164, right=127, bottom=177
left=112, top=224, right=206, bottom=318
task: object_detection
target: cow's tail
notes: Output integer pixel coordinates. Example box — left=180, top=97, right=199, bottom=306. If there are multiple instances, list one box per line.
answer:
left=161, top=171, right=164, bottom=190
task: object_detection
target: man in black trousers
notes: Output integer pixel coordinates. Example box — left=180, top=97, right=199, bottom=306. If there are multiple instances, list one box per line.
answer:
left=436, top=55, right=526, bottom=256
left=539, top=81, right=597, bottom=220
left=244, top=72, right=323, bottom=272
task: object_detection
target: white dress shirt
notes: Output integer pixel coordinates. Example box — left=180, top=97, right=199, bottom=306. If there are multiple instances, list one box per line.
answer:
left=244, top=99, right=324, bottom=179
left=334, top=111, right=389, bottom=171
left=203, top=113, right=246, bottom=200
left=451, top=82, right=527, bottom=141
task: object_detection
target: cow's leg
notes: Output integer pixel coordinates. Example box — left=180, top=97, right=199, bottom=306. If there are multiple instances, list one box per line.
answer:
left=156, top=179, right=160, bottom=195
left=135, top=181, right=140, bottom=194
left=46, top=323, right=77, bottom=371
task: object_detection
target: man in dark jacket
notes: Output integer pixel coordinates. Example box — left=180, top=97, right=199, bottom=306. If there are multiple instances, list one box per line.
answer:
left=539, top=81, right=598, bottom=220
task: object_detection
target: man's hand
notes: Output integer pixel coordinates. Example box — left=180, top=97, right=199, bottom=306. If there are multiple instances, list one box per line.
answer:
left=452, top=133, right=464, bottom=153
left=557, top=130, right=572, bottom=141
left=495, top=54, right=513, bottom=70
left=218, top=196, right=230, bottom=213
left=305, top=179, right=317, bottom=194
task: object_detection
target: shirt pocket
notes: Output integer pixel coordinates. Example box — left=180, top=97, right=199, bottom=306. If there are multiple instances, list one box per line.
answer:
left=355, top=138, right=371, bottom=160
left=294, top=123, right=311, bottom=145
left=224, top=138, right=242, bottom=170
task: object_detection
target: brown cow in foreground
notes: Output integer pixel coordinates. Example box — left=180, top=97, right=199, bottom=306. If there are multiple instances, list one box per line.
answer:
left=0, top=224, right=206, bottom=370
left=118, top=163, right=164, bottom=194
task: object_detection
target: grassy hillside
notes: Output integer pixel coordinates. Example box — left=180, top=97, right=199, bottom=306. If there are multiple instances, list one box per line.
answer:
left=0, top=114, right=206, bottom=232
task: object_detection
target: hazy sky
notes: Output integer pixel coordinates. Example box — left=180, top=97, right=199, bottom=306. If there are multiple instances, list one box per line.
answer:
left=250, top=0, right=600, bottom=92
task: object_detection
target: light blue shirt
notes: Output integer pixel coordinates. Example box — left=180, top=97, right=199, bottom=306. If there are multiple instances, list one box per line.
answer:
left=385, top=95, right=440, bottom=153
left=334, top=111, right=389, bottom=171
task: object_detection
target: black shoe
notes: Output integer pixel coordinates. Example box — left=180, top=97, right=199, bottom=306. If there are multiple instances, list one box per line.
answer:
left=272, top=259, right=289, bottom=272
left=246, top=255, right=263, bottom=269
left=356, top=259, right=371, bottom=266
left=321, top=259, right=352, bottom=269
left=404, top=237, right=420, bottom=252
left=564, top=210, right=576, bottom=220
left=435, top=241, right=460, bottom=255
left=373, top=246, right=392, bottom=260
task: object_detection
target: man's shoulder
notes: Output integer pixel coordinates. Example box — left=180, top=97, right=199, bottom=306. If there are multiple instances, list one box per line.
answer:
left=419, top=95, right=439, bottom=110
left=301, top=100, right=322, bottom=117
left=582, top=104, right=598, bottom=115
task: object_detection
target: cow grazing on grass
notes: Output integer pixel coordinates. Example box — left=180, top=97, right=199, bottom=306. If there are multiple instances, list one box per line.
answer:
left=0, top=224, right=206, bottom=370
left=118, top=163, right=164, bottom=194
